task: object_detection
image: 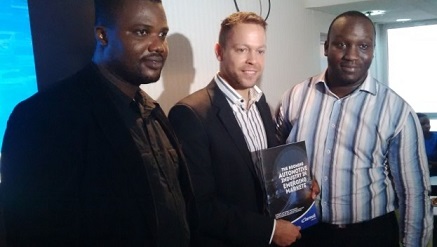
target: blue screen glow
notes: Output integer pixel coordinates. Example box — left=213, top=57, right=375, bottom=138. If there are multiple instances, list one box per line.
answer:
left=0, top=0, right=37, bottom=152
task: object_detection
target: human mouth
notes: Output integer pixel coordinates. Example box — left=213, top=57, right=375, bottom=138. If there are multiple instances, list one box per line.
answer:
left=242, top=69, right=257, bottom=75
left=143, top=55, right=164, bottom=69
left=341, top=64, right=359, bottom=73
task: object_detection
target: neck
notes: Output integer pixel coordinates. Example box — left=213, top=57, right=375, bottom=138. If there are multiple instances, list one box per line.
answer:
left=325, top=72, right=365, bottom=98
left=96, top=63, right=139, bottom=99
left=327, top=84, right=361, bottom=98
left=236, top=88, right=250, bottom=104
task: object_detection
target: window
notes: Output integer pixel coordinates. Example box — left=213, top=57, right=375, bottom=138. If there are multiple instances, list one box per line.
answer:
left=386, top=22, right=437, bottom=130
left=0, top=0, right=37, bottom=152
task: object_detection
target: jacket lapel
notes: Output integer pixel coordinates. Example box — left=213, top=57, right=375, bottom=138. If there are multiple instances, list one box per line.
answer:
left=81, top=64, right=160, bottom=237
left=79, top=64, right=153, bottom=203
left=207, top=81, right=258, bottom=177
left=82, top=65, right=144, bottom=170
left=152, top=104, right=194, bottom=204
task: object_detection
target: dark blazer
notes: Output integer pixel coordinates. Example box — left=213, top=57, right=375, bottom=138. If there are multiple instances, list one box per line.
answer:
left=1, top=63, right=193, bottom=247
left=168, top=80, right=279, bottom=247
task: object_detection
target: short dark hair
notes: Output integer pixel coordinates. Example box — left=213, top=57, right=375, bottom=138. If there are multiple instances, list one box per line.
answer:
left=326, top=10, right=376, bottom=42
left=94, top=0, right=162, bottom=26
left=218, top=12, right=267, bottom=47
left=417, top=113, right=428, bottom=119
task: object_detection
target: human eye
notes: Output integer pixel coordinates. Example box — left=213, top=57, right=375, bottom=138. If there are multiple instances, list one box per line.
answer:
left=235, top=47, right=248, bottom=53
left=359, top=43, right=369, bottom=50
left=258, top=49, right=266, bottom=55
left=158, top=30, right=168, bottom=40
left=135, top=29, right=149, bottom=37
left=336, top=42, right=346, bottom=49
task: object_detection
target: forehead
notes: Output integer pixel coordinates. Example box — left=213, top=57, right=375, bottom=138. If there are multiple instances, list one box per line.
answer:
left=115, top=0, right=167, bottom=25
left=227, top=23, right=266, bottom=43
left=329, top=16, right=374, bottom=40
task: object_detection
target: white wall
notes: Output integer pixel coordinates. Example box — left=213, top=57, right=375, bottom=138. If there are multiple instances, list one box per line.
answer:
left=142, top=0, right=335, bottom=114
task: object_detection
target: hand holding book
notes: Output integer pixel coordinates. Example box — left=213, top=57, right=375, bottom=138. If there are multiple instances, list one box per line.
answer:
left=253, top=141, right=319, bottom=230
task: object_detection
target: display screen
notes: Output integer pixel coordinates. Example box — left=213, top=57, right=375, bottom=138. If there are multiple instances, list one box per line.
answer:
left=0, top=0, right=37, bottom=152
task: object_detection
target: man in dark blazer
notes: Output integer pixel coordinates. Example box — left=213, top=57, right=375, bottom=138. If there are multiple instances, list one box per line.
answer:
left=168, top=12, right=301, bottom=247
left=1, top=0, right=193, bottom=246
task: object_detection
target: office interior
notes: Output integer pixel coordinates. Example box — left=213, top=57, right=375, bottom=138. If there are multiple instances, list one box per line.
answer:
left=1, top=0, right=437, bottom=245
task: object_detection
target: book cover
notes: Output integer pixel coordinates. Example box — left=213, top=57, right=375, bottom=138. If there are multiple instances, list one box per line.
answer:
left=253, top=141, right=318, bottom=229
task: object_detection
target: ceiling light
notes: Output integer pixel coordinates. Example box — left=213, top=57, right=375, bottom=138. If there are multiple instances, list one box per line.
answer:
left=396, top=18, right=411, bottom=22
left=363, top=10, right=386, bottom=16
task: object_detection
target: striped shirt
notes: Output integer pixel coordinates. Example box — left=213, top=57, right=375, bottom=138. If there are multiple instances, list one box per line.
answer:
left=215, top=74, right=267, bottom=152
left=276, top=71, right=432, bottom=247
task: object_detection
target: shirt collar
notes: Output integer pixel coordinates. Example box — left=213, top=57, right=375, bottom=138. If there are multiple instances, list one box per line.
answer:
left=214, top=73, right=263, bottom=108
left=95, top=63, right=158, bottom=115
left=136, top=89, right=158, bottom=112
left=314, top=69, right=377, bottom=96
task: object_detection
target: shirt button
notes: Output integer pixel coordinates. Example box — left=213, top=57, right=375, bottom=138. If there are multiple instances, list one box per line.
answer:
left=326, top=150, right=331, bottom=154
left=324, top=176, right=328, bottom=181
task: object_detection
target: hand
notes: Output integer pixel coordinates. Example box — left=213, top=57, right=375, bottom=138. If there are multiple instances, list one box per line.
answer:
left=272, top=219, right=301, bottom=247
left=310, top=179, right=320, bottom=199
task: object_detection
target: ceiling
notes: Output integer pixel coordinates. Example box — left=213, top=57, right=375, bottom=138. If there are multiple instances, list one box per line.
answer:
left=306, top=0, right=437, bottom=24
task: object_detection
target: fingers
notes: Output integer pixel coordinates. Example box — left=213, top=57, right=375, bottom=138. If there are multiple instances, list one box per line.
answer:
left=273, top=220, right=302, bottom=246
left=311, top=179, right=320, bottom=199
left=294, top=225, right=302, bottom=241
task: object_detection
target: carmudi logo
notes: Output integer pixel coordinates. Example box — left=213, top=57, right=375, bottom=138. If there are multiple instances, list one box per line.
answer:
left=301, top=213, right=316, bottom=223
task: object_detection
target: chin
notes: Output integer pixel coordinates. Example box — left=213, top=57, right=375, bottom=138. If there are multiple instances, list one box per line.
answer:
left=142, top=74, right=161, bottom=84
left=241, top=78, right=259, bottom=88
left=341, top=75, right=364, bottom=85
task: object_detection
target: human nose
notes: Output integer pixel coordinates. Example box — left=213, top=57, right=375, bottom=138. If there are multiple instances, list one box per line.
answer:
left=148, top=36, right=167, bottom=53
left=344, top=46, right=359, bottom=60
left=246, top=50, right=258, bottom=64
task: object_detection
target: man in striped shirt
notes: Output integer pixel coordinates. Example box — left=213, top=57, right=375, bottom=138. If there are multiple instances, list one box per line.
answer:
left=276, top=11, right=432, bottom=247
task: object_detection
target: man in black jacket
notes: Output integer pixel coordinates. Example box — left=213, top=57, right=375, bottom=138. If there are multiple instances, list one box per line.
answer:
left=1, top=0, right=193, bottom=246
left=169, top=12, right=304, bottom=247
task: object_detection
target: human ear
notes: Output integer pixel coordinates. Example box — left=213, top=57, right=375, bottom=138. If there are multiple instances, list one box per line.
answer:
left=95, top=27, right=108, bottom=45
left=214, top=43, right=223, bottom=61
left=324, top=40, right=328, bottom=56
